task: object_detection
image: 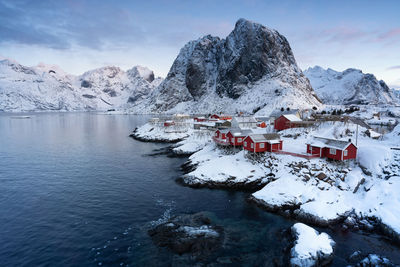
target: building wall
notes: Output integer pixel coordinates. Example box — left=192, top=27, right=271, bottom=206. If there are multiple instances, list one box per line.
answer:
left=343, top=144, right=357, bottom=160
left=307, top=145, right=322, bottom=156
left=274, top=116, right=289, bottom=131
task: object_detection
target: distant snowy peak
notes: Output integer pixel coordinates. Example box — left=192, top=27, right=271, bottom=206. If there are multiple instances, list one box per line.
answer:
left=133, top=18, right=321, bottom=115
left=0, top=59, right=161, bottom=112
left=128, top=65, right=155, bottom=83
left=304, top=66, right=396, bottom=105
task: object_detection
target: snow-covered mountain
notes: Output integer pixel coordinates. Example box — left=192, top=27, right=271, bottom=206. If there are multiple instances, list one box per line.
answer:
left=129, top=18, right=321, bottom=115
left=391, top=88, right=400, bottom=104
left=0, top=59, right=161, bottom=112
left=304, top=66, right=396, bottom=105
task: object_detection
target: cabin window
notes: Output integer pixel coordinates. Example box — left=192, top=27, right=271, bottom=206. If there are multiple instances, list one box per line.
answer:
left=344, top=150, right=348, bottom=156
left=244, top=141, right=247, bottom=147
left=215, top=132, right=218, bottom=137
left=251, top=143, right=254, bottom=148
left=329, top=148, right=336, bottom=155
left=237, top=138, right=242, bottom=142
left=259, top=143, right=265, bottom=148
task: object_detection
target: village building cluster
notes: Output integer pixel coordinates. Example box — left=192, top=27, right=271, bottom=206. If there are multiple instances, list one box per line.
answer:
left=153, top=110, right=360, bottom=161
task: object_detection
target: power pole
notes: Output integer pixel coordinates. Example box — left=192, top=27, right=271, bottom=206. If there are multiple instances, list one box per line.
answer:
left=356, top=123, right=358, bottom=146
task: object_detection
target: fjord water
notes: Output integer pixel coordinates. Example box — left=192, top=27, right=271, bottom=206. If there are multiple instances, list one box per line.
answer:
left=0, top=113, right=399, bottom=266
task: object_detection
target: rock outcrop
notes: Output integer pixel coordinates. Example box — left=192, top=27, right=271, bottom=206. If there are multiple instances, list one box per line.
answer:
left=148, top=212, right=223, bottom=258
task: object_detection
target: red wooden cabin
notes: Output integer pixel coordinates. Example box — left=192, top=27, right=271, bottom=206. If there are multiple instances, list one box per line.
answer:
left=243, top=134, right=283, bottom=153
left=213, top=129, right=230, bottom=146
left=274, top=114, right=302, bottom=131
left=194, top=116, right=207, bottom=122
left=210, top=114, right=232, bottom=121
left=306, top=136, right=357, bottom=160
left=227, top=129, right=253, bottom=146
left=164, top=120, right=175, bottom=127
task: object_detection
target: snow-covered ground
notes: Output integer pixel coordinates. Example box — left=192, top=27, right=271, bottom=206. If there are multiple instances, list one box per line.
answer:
left=290, top=223, right=335, bottom=267
left=131, top=121, right=194, bottom=142
left=178, top=120, right=400, bottom=242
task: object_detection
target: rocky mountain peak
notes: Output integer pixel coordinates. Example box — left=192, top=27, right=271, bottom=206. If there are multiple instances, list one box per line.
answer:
left=135, top=18, right=321, bottom=114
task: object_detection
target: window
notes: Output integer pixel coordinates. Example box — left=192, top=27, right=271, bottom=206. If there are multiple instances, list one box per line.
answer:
left=344, top=150, right=348, bottom=157
left=329, top=148, right=336, bottom=155
left=251, top=143, right=254, bottom=148
left=215, top=132, right=218, bottom=137
left=244, top=141, right=247, bottom=147
left=237, top=138, right=242, bottom=142
left=260, top=143, right=265, bottom=148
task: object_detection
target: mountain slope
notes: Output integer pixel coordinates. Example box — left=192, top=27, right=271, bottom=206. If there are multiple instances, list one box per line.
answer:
left=130, top=19, right=321, bottom=115
left=0, top=59, right=160, bottom=112
left=304, top=66, right=396, bottom=105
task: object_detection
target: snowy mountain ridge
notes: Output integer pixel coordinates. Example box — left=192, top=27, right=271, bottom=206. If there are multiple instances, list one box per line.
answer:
left=0, top=59, right=161, bottom=112
left=128, top=18, right=322, bottom=115
left=304, top=66, right=397, bottom=105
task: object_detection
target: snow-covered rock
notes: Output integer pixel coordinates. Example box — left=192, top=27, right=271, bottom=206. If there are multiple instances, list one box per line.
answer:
left=130, top=121, right=192, bottom=142
left=290, top=223, right=335, bottom=267
left=304, top=66, right=396, bottom=105
left=0, top=59, right=161, bottom=112
left=130, top=18, right=321, bottom=115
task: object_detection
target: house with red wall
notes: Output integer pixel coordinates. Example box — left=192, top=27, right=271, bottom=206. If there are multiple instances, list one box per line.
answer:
left=164, top=120, right=175, bottom=127
left=210, top=114, right=232, bottom=121
left=227, top=129, right=253, bottom=146
left=274, top=114, right=302, bottom=131
left=213, top=129, right=230, bottom=146
left=306, top=136, right=357, bottom=160
left=194, top=116, right=207, bottom=122
left=243, top=133, right=283, bottom=153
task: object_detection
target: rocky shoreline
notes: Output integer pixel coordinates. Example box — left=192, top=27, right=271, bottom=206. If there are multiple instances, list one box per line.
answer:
left=129, top=128, right=185, bottom=143
left=131, top=122, right=400, bottom=265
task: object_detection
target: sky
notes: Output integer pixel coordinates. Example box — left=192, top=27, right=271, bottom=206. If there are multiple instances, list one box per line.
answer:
left=0, top=0, right=399, bottom=88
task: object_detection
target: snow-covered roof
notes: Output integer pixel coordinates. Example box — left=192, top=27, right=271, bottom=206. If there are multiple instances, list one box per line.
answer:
left=229, top=128, right=253, bottom=136
left=282, top=114, right=302, bottom=122
left=232, top=116, right=258, bottom=123
left=248, top=133, right=281, bottom=143
left=307, top=136, right=354, bottom=150
left=269, top=109, right=300, bottom=118
left=216, top=129, right=230, bottom=134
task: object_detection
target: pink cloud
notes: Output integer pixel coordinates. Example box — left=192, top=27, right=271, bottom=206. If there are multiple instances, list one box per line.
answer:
left=377, top=28, right=400, bottom=41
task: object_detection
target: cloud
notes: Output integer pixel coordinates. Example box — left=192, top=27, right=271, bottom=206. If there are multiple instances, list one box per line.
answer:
left=387, top=65, right=400, bottom=71
left=377, top=28, right=400, bottom=41
left=0, top=0, right=148, bottom=50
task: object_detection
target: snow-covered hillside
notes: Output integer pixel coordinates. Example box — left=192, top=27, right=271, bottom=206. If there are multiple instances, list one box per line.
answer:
left=129, top=19, right=321, bottom=115
left=0, top=59, right=161, bottom=112
left=304, top=66, right=396, bottom=105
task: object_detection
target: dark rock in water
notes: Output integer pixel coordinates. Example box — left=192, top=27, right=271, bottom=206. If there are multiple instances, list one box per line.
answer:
left=148, top=213, right=223, bottom=258
left=348, top=251, right=396, bottom=267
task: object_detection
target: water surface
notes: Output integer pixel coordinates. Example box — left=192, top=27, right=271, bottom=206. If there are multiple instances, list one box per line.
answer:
left=0, top=113, right=398, bottom=266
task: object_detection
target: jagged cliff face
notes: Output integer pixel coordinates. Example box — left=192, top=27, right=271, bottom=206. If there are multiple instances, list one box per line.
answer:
left=136, top=19, right=321, bottom=115
left=304, top=66, right=396, bottom=105
left=0, top=59, right=161, bottom=112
